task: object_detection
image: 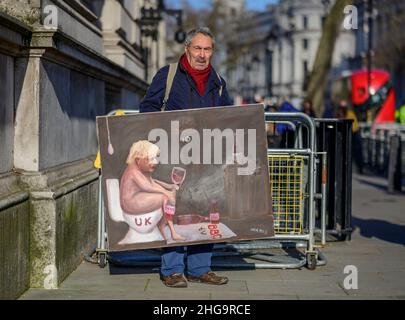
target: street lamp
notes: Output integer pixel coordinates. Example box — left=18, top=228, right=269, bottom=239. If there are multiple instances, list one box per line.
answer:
left=137, top=4, right=162, bottom=41
left=137, top=0, right=185, bottom=43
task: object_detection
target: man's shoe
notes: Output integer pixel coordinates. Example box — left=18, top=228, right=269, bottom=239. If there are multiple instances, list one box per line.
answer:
left=187, top=272, right=228, bottom=285
left=161, top=273, right=188, bottom=288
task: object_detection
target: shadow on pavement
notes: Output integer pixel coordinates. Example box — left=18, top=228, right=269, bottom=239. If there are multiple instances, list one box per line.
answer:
left=107, top=247, right=306, bottom=275
left=354, top=176, right=388, bottom=192
left=108, top=249, right=161, bottom=275
left=109, top=265, right=160, bottom=275
left=352, top=216, right=405, bottom=246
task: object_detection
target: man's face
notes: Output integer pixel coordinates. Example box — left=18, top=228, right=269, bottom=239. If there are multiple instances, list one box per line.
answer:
left=136, top=149, right=159, bottom=173
left=185, top=33, right=214, bottom=70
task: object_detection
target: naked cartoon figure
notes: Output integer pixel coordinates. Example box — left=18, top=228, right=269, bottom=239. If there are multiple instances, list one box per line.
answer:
left=120, top=140, right=186, bottom=241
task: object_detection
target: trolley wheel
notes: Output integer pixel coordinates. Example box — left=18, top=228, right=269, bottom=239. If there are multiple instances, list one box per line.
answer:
left=99, top=252, right=107, bottom=268
left=306, top=252, right=317, bottom=270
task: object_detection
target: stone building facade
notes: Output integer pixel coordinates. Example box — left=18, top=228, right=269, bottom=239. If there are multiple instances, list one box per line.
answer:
left=0, top=0, right=165, bottom=299
left=226, top=0, right=355, bottom=105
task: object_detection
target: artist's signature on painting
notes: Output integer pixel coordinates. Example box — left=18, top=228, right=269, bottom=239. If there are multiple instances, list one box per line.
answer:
left=249, top=227, right=268, bottom=235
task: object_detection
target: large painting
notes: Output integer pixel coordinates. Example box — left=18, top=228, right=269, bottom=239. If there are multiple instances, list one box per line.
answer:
left=97, top=105, right=274, bottom=251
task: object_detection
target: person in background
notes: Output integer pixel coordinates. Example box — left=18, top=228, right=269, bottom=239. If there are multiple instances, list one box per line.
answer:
left=299, top=99, right=316, bottom=148
left=335, top=99, right=349, bottom=119
left=302, top=99, right=316, bottom=117
left=395, top=98, right=405, bottom=124
left=335, top=100, right=362, bottom=173
left=265, top=104, right=280, bottom=148
left=335, top=100, right=359, bottom=131
left=276, top=100, right=299, bottom=148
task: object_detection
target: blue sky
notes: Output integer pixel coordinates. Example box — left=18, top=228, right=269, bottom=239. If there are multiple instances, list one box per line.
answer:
left=245, top=0, right=278, bottom=10
left=167, top=0, right=278, bottom=11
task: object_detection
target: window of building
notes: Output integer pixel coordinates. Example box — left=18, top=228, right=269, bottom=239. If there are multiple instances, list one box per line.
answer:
left=303, top=60, right=308, bottom=79
left=321, top=15, right=326, bottom=28
left=303, top=15, right=308, bottom=29
left=266, top=49, right=273, bottom=96
left=303, top=39, right=309, bottom=50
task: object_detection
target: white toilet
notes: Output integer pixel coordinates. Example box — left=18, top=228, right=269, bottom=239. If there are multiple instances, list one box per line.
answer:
left=105, top=179, right=165, bottom=245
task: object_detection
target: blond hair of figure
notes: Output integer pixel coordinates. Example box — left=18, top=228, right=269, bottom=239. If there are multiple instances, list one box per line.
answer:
left=126, top=140, right=159, bottom=164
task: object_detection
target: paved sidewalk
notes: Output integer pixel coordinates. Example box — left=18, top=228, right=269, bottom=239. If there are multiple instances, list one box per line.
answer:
left=20, top=173, right=405, bottom=300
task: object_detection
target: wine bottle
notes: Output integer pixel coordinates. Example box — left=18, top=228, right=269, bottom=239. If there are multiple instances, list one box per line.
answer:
left=209, top=200, right=220, bottom=224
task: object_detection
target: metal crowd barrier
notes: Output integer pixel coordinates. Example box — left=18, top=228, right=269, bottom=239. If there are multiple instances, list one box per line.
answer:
left=95, top=110, right=327, bottom=270
left=358, top=122, right=405, bottom=192
left=314, top=119, right=353, bottom=241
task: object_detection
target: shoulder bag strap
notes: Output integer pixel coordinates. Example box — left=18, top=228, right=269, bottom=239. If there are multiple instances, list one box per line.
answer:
left=161, top=62, right=178, bottom=111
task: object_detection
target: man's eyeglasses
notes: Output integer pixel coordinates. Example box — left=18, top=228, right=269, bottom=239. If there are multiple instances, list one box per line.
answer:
left=189, top=45, right=213, bottom=54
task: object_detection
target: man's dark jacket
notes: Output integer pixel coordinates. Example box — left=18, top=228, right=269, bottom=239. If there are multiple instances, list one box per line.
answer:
left=139, top=62, right=232, bottom=112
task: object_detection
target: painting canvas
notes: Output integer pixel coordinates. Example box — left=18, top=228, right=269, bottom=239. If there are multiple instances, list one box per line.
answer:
left=96, top=104, right=274, bottom=251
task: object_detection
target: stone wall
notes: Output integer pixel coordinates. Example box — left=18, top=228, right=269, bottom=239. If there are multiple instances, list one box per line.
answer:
left=39, top=59, right=105, bottom=169
left=0, top=0, right=40, bottom=26
left=55, top=179, right=98, bottom=284
left=42, top=0, right=104, bottom=54
left=0, top=0, right=163, bottom=299
left=0, top=8, right=32, bottom=300
left=26, top=158, right=99, bottom=288
left=0, top=175, right=30, bottom=300
left=0, top=202, right=30, bottom=300
left=0, top=53, right=14, bottom=174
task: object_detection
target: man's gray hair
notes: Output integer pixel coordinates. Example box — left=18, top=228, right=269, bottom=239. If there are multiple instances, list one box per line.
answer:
left=184, top=27, right=215, bottom=48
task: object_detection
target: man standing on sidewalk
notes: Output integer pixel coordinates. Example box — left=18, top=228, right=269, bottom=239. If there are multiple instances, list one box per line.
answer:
left=139, top=27, right=231, bottom=288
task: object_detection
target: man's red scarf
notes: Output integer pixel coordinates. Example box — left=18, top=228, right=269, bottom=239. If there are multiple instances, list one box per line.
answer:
left=180, top=54, right=211, bottom=96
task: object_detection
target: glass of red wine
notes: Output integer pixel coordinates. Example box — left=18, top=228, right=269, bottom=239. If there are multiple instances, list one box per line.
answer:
left=171, top=167, right=186, bottom=186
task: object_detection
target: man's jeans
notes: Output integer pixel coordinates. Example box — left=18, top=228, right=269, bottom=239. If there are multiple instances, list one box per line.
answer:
left=161, top=243, right=214, bottom=277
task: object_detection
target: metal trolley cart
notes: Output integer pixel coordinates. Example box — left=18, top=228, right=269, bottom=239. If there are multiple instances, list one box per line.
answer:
left=94, top=110, right=327, bottom=270
left=213, top=112, right=327, bottom=270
